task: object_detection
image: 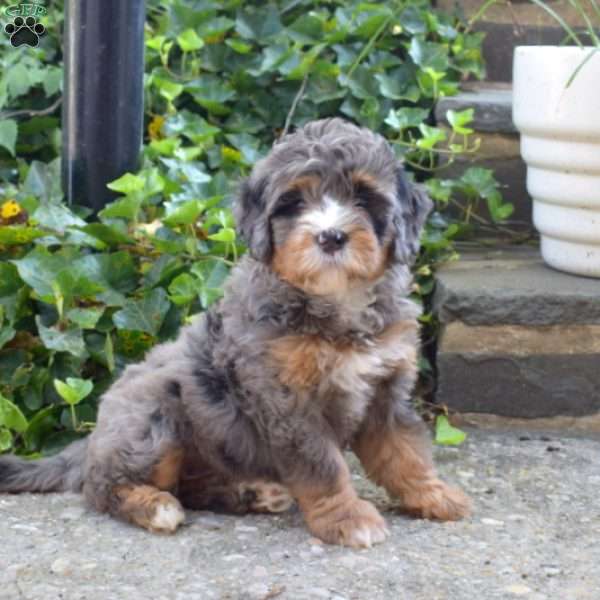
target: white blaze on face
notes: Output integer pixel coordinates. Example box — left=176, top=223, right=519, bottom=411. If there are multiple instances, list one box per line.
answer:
left=299, top=195, right=355, bottom=234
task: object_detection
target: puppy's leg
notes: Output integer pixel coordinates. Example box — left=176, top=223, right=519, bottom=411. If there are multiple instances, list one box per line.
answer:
left=353, top=380, right=471, bottom=521
left=83, top=369, right=187, bottom=534
left=111, top=448, right=185, bottom=534
left=284, top=443, right=388, bottom=548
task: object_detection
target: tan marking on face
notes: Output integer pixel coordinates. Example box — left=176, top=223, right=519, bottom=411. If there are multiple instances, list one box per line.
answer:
left=272, top=224, right=386, bottom=297
left=151, top=447, right=184, bottom=491
left=113, top=484, right=185, bottom=533
left=352, top=427, right=471, bottom=522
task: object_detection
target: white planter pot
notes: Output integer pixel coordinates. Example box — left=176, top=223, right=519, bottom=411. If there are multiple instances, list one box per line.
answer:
left=513, top=46, right=600, bottom=278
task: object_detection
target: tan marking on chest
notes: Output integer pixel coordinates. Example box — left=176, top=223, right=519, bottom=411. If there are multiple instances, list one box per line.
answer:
left=269, top=320, right=419, bottom=393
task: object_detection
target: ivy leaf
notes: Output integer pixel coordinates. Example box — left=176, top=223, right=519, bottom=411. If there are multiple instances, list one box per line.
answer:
left=168, top=273, right=202, bottom=306
left=106, top=172, right=145, bottom=195
left=162, top=200, right=205, bottom=226
left=0, top=393, right=28, bottom=433
left=177, top=29, right=205, bottom=52
left=0, top=428, right=12, bottom=451
left=435, top=415, right=467, bottom=446
left=66, top=307, right=104, bottom=329
left=0, top=324, right=16, bottom=349
left=0, top=119, right=18, bottom=156
left=53, top=378, right=93, bottom=406
left=98, top=196, right=143, bottom=221
left=113, top=288, right=170, bottom=336
left=385, top=107, right=429, bottom=131
left=417, top=124, right=447, bottom=150
left=207, top=227, right=236, bottom=243
left=36, top=317, right=87, bottom=357
left=0, top=226, right=45, bottom=246
left=447, top=108, right=474, bottom=135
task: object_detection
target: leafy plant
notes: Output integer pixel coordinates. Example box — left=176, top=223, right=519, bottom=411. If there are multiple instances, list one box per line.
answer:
left=0, top=0, right=511, bottom=454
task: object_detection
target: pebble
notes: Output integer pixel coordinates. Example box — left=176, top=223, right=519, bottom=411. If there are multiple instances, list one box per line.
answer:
left=50, top=557, right=71, bottom=575
left=59, top=506, right=86, bottom=521
left=252, top=565, right=268, bottom=578
left=481, top=518, right=504, bottom=526
left=235, top=524, right=258, bottom=533
left=310, top=545, right=325, bottom=556
left=504, top=584, right=533, bottom=595
left=222, top=553, right=245, bottom=562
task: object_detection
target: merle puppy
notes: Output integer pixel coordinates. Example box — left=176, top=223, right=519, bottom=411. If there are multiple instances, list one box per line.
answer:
left=0, top=118, right=470, bottom=547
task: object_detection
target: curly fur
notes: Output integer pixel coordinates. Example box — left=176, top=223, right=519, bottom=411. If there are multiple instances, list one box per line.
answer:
left=0, top=118, right=470, bottom=547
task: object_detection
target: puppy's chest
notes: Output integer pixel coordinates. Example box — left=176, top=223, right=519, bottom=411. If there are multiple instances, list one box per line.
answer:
left=268, top=321, right=418, bottom=398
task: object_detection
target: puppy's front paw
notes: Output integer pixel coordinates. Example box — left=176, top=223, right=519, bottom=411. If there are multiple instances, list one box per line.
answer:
left=307, top=497, right=389, bottom=548
left=401, top=478, right=471, bottom=521
left=147, top=492, right=185, bottom=533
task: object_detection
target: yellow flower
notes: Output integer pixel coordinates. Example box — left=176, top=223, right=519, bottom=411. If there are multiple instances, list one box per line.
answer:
left=1, top=199, right=22, bottom=220
left=148, top=115, right=165, bottom=141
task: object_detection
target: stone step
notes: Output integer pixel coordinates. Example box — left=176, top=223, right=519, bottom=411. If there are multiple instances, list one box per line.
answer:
left=435, top=83, right=531, bottom=228
left=433, top=245, right=600, bottom=419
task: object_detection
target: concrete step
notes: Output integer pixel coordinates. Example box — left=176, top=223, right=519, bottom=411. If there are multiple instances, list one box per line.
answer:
left=435, top=83, right=531, bottom=229
left=433, top=245, right=600, bottom=419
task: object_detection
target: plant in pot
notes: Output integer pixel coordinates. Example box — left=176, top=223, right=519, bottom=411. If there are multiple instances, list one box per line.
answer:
left=512, top=1, right=600, bottom=277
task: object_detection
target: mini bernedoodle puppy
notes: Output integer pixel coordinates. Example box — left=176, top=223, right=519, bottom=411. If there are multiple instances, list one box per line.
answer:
left=0, top=118, right=470, bottom=547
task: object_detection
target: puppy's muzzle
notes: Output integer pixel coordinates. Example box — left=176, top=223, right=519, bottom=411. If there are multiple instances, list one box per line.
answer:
left=316, top=228, right=348, bottom=254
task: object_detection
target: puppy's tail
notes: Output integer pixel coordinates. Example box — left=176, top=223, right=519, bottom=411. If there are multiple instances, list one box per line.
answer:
left=0, top=437, right=88, bottom=493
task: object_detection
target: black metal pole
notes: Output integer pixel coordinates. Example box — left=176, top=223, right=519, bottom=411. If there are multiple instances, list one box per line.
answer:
left=62, top=0, right=145, bottom=212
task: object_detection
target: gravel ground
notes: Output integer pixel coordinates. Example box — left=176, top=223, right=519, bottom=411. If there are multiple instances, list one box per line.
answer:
left=1, top=428, right=599, bottom=600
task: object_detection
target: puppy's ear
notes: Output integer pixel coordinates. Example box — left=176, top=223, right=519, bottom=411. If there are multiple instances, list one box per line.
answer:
left=391, top=168, right=433, bottom=265
left=234, top=177, right=272, bottom=262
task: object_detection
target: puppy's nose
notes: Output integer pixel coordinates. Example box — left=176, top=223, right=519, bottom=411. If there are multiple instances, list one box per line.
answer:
left=316, top=229, right=348, bottom=254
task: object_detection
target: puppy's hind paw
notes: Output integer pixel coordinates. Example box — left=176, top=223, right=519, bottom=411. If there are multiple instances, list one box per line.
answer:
left=401, top=479, right=472, bottom=522
left=147, top=492, right=185, bottom=534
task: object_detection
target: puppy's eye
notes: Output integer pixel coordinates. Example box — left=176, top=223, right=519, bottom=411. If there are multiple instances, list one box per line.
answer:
left=272, top=191, right=305, bottom=218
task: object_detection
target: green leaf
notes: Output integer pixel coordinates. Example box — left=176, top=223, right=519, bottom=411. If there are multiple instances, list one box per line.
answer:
left=417, top=124, right=447, bottom=150
left=177, top=29, right=205, bottom=52
left=435, top=415, right=467, bottom=446
left=36, top=317, right=87, bottom=357
left=153, top=77, right=184, bottom=103
left=0, top=393, right=28, bottom=433
left=106, top=172, right=145, bottom=195
left=0, top=225, right=45, bottom=245
left=98, top=196, right=143, bottom=221
left=66, top=307, right=104, bottom=329
left=0, top=119, right=18, bottom=156
left=168, top=273, right=202, bottom=306
left=0, top=428, right=12, bottom=452
left=53, top=378, right=93, bottom=406
left=113, top=288, right=171, bottom=336
left=79, top=223, right=134, bottom=246
left=385, top=107, right=429, bottom=131
left=32, top=201, right=87, bottom=234
left=447, top=108, right=474, bottom=135
left=162, top=200, right=205, bottom=226
left=0, top=325, right=16, bottom=349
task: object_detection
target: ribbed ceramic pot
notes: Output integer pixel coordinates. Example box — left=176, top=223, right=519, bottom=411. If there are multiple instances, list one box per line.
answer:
left=513, top=46, right=600, bottom=278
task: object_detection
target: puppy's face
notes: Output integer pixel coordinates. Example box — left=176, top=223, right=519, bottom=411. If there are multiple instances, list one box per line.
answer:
left=269, top=172, right=391, bottom=296
left=235, top=118, right=432, bottom=298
